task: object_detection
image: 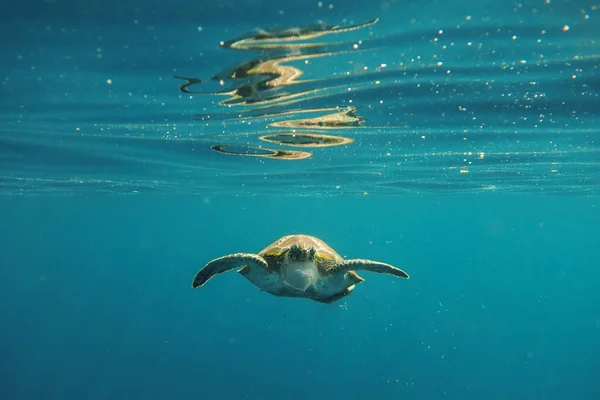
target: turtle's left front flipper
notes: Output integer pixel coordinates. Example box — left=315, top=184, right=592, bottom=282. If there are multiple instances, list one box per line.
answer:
left=342, top=259, right=409, bottom=279
left=192, top=253, right=268, bottom=288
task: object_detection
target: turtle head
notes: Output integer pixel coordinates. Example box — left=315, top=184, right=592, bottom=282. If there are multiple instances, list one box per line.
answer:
left=287, top=244, right=316, bottom=262
left=282, top=244, right=318, bottom=292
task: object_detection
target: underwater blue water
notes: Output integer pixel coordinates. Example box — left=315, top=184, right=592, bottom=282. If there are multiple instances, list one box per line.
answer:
left=1, top=0, right=600, bottom=399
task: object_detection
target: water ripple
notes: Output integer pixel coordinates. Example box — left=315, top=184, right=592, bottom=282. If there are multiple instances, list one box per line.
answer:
left=2, top=9, right=599, bottom=196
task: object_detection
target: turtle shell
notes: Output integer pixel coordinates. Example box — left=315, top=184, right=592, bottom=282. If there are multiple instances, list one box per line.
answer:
left=258, top=234, right=343, bottom=271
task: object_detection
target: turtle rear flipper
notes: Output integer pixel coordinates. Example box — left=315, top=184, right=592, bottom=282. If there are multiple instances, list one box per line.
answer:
left=316, top=285, right=357, bottom=304
left=192, top=253, right=268, bottom=288
left=342, top=259, right=409, bottom=279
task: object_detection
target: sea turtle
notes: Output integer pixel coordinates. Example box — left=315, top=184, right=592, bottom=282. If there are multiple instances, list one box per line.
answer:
left=192, top=234, right=409, bottom=304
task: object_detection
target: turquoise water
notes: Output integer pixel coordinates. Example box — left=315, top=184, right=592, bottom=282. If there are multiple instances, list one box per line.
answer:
left=1, top=0, right=600, bottom=399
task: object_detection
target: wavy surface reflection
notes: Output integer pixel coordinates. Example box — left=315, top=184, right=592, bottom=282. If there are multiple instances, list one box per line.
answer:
left=2, top=3, right=600, bottom=196
left=175, top=19, right=378, bottom=159
left=211, top=144, right=312, bottom=160
left=259, top=133, right=354, bottom=148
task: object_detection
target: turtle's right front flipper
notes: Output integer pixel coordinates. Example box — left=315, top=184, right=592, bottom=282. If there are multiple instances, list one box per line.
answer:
left=342, top=259, right=409, bottom=279
left=192, top=253, right=268, bottom=288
